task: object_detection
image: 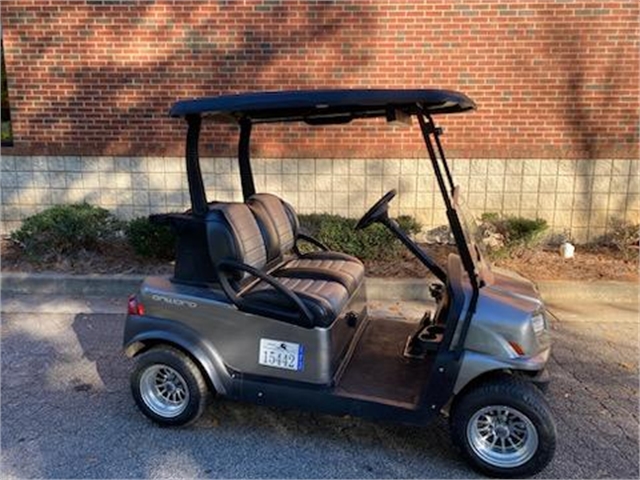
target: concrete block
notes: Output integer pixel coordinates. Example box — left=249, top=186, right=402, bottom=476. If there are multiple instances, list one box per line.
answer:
left=47, top=157, right=66, bottom=172
left=315, top=175, right=332, bottom=192
left=315, top=159, right=332, bottom=174
left=485, top=192, right=503, bottom=210
left=115, top=172, right=132, bottom=189
left=522, top=176, right=539, bottom=192
left=266, top=175, right=283, bottom=193
left=571, top=210, right=590, bottom=227
left=282, top=158, right=298, bottom=175
left=470, top=160, right=487, bottom=175
left=114, top=157, right=132, bottom=171
left=612, top=159, right=631, bottom=176
left=316, top=192, right=332, bottom=211
left=504, top=176, right=522, bottom=193
left=539, top=176, right=558, bottom=193
left=557, top=159, right=575, bottom=175
left=523, top=160, right=542, bottom=175
left=282, top=174, right=298, bottom=191
left=298, top=160, right=314, bottom=174
left=592, top=176, right=611, bottom=193
left=383, top=159, right=401, bottom=176
left=299, top=175, right=314, bottom=194
left=0, top=157, right=16, bottom=171
left=503, top=193, right=521, bottom=210
left=521, top=193, right=538, bottom=210
left=1, top=172, right=17, bottom=187
left=593, top=159, right=613, bottom=176
left=365, top=159, right=383, bottom=176
left=505, top=160, right=523, bottom=175
left=265, top=158, right=281, bottom=174
left=555, top=193, right=574, bottom=209
left=537, top=194, right=557, bottom=210
left=401, top=159, right=418, bottom=175
left=349, top=159, right=365, bottom=176
left=133, top=191, right=150, bottom=206
left=333, top=160, right=349, bottom=176
left=382, top=176, right=399, bottom=192
left=488, top=159, right=506, bottom=175
left=332, top=175, right=349, bottom=192
left=574, top=159, right=594, bottom=176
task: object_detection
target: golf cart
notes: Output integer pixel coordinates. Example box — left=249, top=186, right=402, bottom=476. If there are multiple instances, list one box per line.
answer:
left=123, top=89, right=556, bottom=477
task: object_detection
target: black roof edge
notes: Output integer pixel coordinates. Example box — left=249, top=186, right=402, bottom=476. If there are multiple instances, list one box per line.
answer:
left=169, top=89, right=475, bottom=124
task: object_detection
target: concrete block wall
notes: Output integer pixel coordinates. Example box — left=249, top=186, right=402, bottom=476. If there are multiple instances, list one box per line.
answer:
left=1, top=156, right=637, bottom=243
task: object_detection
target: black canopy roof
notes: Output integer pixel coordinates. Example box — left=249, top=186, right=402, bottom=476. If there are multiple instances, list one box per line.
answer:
left=169, top=89, right=475, bottom=124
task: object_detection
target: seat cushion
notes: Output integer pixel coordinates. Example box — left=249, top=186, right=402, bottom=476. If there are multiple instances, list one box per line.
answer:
left=242, top=277, right=349, bottom=328
left=277, top=252, right=365, bottom=293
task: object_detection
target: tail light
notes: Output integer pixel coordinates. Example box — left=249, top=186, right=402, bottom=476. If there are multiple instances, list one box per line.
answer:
left=127, top=295, right=145, bottom=316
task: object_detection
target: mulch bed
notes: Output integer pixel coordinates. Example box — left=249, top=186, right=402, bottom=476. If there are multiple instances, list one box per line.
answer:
left=2, top=237, right=637, bottom=283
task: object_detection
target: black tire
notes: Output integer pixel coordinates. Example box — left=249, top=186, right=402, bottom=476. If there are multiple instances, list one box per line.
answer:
left=130, top=345, right=210, bottom=426
left=450, top=376, right=556, bottom=478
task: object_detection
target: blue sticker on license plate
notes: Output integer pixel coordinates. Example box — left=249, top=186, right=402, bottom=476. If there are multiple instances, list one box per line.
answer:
left=258, top=338, right=304, bottom=371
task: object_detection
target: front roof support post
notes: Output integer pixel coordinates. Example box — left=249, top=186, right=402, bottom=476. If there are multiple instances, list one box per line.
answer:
left=238, top=117, right=256, bottom=200
left=185, top=114, right=208, bottom=217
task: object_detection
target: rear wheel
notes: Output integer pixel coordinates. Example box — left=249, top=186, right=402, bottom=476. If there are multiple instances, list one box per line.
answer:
left=450, top=376, right=556, bottom=478
left=131, top=345, right=209, bottom=426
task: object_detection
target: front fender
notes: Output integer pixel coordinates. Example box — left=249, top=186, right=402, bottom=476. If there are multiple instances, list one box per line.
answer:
left=453, top=348, right=550, bottom=394
left=124, top=315, right=231, bottom=395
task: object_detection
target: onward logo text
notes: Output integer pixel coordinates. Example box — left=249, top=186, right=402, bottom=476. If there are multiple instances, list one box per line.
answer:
left=151, top=295, right=198, bottom=308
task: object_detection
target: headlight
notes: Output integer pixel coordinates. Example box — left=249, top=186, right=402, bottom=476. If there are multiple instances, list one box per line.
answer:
left=532, top=311, right=546, bottom=335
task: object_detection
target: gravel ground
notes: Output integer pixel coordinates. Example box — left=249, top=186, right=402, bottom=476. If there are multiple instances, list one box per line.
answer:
left=1, top=294, right=638, bottom=478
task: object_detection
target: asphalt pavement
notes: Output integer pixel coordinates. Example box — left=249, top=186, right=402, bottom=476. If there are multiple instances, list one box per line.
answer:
left=1, top=291, right=638, bottom=478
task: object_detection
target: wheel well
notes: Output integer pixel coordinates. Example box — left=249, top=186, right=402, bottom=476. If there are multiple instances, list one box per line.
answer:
left=131, top=339, right=217, bottom=394
left=449, top=369, right=513, bottom=415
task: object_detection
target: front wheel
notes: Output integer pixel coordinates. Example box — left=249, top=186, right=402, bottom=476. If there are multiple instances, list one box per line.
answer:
left=131, top=345, right=210, bottom=426
left=450, top=376, right=556, bottom=478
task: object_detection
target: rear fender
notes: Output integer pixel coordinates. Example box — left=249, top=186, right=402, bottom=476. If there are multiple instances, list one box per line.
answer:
left=124, top=319, right=231, bottom=395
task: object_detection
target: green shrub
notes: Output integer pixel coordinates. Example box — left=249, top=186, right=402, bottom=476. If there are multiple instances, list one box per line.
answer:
left=10, top=203, right=123, bottom=260
left=298, top=213, right=421, bottom=261
left=480, top=212, right=548, bottom=257
left=125, top=217, right=176, bottom=260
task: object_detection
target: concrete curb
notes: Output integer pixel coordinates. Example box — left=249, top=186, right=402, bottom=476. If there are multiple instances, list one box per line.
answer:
left=1, top=272, right=637, bottom=304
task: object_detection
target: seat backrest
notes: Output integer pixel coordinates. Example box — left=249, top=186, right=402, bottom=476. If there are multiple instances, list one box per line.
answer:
left=207, top=203, right=267, bottom=279
left=248, top=193, right=299, bottom=262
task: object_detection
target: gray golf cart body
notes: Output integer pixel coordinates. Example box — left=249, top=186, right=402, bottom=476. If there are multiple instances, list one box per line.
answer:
left=123, top=89, right=552, bottom=424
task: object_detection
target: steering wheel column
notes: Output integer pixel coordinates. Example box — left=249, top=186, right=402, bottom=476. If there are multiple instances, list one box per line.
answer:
left=356, top=190, right=447, bottom=283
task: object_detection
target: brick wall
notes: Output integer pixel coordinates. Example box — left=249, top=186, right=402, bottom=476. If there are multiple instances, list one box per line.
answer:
left=1, top=1, right=638, bottom=241
left=2, top=0, right=638, bottom=159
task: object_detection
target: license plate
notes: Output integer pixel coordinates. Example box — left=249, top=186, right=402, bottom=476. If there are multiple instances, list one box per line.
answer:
left=258, top=338, right=304, bottom=371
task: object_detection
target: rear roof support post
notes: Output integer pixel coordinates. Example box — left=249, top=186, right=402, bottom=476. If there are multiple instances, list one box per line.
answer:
left=185, top=114, right=208, bottom=217
left=238, top=118, right=256, bottom=200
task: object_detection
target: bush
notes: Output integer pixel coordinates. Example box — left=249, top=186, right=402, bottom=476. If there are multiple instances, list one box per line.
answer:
left=125, top=217, right=176, bottom=260
left=10, top=203, right=123, bottom=260
left=479, top=212, right=548, bottom=257
left=603, top=217, right=639, bottom=261
left=298, top=213, right=421, bottom=261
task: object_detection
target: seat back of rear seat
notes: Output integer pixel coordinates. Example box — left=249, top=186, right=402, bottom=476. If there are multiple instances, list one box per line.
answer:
left=206, top=203, right=267, bottom=280
left=248, top=193, right=300, bottom=262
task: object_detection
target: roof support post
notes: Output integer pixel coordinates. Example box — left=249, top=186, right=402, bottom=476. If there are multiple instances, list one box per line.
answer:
left=185, top=114, right=208, bottom=217
left=238, top=118, right=256, bottom=200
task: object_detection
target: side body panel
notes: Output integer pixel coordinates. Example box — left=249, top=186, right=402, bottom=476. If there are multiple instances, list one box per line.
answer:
left=124, top=276, right=367, bottom=386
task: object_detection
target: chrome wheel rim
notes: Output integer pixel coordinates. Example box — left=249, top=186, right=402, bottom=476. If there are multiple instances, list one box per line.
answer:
left=139, top=364, right=190, bottom=418
left=467, top=405, right=539, bottom=468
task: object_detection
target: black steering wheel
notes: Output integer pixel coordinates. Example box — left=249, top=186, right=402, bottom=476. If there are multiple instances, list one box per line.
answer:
left=355, top=189, right=397, bottom=230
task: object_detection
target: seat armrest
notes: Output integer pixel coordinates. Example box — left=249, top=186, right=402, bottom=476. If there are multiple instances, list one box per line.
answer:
left=216, top=259, right=315, bottom=328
